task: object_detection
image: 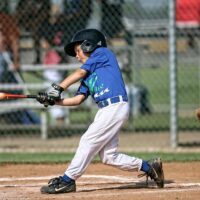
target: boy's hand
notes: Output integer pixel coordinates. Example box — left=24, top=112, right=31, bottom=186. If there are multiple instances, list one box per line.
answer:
left=36, top=92, right=55, bottom=107
left=48, top=83, right=64, bottom=100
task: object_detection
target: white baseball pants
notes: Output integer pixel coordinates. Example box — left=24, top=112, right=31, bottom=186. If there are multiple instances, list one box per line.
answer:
left=65, top=102, right=142, bottom=180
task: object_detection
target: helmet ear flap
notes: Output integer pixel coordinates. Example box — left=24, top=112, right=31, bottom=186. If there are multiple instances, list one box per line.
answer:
left=81, top=40, right=98, bottom=53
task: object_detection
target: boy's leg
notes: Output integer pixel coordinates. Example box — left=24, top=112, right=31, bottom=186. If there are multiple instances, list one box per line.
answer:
left=99, top=134, right=164, bottom=188
left=40, top=102, right=129, bottom=194
left=99, top=132, right=142, bottom=171
left=65, top=102, right=130, bottom=180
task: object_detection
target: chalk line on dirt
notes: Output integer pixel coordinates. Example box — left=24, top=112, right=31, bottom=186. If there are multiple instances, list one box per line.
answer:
left=0, top=175, right=137, bottom=182
left=0, top=175, right=200, bottom=189
left=0, top=175, right=200, bottom=200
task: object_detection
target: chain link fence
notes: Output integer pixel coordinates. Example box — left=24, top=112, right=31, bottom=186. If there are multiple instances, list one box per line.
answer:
left=0, top=0, right=199, bottom=146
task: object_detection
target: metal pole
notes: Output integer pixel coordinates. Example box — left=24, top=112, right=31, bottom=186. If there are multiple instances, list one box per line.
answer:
left=169, top=0, right=178, bottom=148
left=41, top=110, right=48, bottom=140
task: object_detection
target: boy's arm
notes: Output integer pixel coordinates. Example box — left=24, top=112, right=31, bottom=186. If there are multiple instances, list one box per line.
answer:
left=48, top=68, right=87, bottom=100
left=60, top=68, right=87, bottom=89
left=56, top=94, right=86, bottom=106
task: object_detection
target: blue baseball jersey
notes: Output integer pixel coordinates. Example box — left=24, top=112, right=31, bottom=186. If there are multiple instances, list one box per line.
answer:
left=75, top=47, right=128, bottom=103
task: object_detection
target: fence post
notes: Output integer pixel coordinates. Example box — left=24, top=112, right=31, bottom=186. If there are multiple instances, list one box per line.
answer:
left=169, top=0, right=178, bottom=148
left=41, top=110, right=48, bottom=140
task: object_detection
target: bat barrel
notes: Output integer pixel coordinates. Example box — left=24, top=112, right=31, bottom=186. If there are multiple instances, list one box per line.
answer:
left=0, top=92, right=37, bottom=99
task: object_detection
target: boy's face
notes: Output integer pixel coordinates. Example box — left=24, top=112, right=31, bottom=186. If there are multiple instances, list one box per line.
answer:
left=74, top=43, right=89, bottom=64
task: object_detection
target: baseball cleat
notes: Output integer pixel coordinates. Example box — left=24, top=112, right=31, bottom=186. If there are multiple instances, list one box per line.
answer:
left=40, top=176, right=76, bottom=194
left=147, top=157, right=164, bottom=188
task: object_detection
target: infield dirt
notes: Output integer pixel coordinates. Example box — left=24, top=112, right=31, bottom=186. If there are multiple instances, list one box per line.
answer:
left=0, top=162, right=200, bottom=200
left=0, top=132, right=200, bottom=199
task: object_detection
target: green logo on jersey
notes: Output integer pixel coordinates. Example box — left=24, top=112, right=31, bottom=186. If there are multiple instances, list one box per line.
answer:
left=85, top=73, right=104, bottom=95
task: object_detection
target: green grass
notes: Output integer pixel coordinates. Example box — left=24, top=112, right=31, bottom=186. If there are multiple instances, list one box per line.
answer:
left=133, top=113, right=169, bottom=130
left=23, top=65, right=199, bottom=106
left=140, top=66, right=170, bottom=104
left=128, top=152, right=200, bottom=162
left=140, top=65, right=199, bottom=105
left=131, top=65, right=199, bottom=130
left=0, top=153, right=75, bottom=164
left=132, top=112, right=200, bottom=130
left=0, top=152, right=199, bottom=164
left=21, top=65, right=200, bottom=131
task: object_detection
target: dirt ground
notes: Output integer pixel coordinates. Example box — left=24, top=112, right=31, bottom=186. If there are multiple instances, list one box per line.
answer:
left=0, top=132, right=200, bottom=199
left=0, top=162, right=200, bottom=200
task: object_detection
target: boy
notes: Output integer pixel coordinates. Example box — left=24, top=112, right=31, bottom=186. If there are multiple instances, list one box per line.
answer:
left=37, top=29, right=164, bottom=194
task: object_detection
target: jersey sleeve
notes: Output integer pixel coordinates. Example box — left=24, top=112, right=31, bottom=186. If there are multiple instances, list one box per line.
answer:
left=75, top=81, right=90, bottom=98
left=80, top=48, right=108, bottom=73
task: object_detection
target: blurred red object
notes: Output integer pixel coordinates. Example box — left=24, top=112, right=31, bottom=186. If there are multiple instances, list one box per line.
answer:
left=176, top=0, right=200, bottom=28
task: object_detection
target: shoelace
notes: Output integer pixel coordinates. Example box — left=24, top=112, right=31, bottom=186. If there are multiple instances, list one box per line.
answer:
left=138, top=165, right=158, bottom=186
left=48, top=177, right=63, bottom=186
left=138, top=172, right=150, bottom=185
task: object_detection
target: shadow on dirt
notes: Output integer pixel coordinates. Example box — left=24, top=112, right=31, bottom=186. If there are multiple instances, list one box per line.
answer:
left=79, top=180, right=175, bottom=192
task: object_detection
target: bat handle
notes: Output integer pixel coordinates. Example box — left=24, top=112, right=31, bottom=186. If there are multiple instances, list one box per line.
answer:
left=44, top=102, right=49, bottom=107
left=27, top=95, right=37, bottom=99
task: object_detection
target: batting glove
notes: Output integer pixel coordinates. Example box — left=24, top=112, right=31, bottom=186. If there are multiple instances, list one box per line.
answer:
left=48, top=83, right=64, bottom=100
left=36, top=92, right=55, bottom=107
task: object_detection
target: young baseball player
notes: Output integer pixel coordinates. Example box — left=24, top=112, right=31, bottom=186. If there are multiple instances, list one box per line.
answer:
left=37, top=29, right=164, bottom=194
